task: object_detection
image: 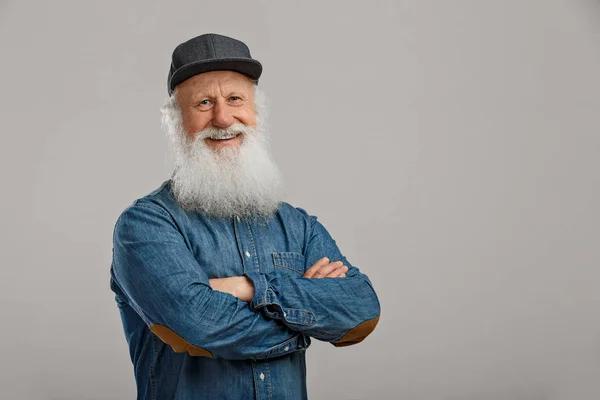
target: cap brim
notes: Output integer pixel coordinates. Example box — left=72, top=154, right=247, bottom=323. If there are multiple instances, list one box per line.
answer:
left=168, top=58, right=262, bottom=95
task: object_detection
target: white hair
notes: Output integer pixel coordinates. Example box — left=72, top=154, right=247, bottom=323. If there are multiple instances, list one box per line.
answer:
left=160, top=85, right=284, bottom=220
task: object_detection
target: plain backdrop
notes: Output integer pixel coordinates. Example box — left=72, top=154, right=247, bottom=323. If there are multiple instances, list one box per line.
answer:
left=1, top=1, right=599, bottom=399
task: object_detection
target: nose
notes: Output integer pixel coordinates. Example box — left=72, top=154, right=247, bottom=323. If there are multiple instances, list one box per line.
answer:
left=211, top=101, right=234, bottom=128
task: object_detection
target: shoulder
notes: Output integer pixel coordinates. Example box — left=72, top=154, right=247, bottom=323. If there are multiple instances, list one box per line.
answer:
left=276, top=202, right=323, bottom=234
left=277, top=201, right=314, bottom=221
left=136, top=180, right=176, bottom=210
left=113, top=180, right=181, bottom=232
left=117, top=180, right=180, bottom=217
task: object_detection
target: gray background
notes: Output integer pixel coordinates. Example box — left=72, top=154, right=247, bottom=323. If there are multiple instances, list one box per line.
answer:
left=1, top=0, right=599, bottom=399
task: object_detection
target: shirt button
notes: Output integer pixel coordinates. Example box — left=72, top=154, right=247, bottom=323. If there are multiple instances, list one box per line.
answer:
left=283, top=312, right=287, bottom=317
left=236, top=216, right=241, bottom=222
left=245, top=251, right=251, bottom=258
left=284, top=346, right=289, bottom=352
left=259, top=372, right=265, bottom=381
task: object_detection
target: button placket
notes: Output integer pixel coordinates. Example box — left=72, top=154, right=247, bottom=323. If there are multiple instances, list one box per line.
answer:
left=244, top=221, right=260, bottom=273
left=252, top=359, right=273, bottom=400
left=233, top=217, right=259, bottom=274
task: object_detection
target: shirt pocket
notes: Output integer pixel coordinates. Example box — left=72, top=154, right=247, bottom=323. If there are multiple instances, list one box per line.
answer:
left=272, top=252, right=306, bottom=275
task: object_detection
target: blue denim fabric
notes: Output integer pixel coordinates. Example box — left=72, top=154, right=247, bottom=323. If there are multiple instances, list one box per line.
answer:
left=110, top=180, right=380, bottom=399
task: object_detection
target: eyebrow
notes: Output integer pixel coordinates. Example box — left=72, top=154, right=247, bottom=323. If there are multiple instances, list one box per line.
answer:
left=191, top=90, right=248, bottom=102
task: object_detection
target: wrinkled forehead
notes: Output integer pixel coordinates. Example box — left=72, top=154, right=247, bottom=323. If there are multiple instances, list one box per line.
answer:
left=176, top=70, right=255, bottom=101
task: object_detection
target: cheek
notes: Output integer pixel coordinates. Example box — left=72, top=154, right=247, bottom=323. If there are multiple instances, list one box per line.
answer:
left=245, top=115, right=257, bottom=128
left=182, top=110, right=210, bottom=137
left=241, top=107, right=257, bottom=127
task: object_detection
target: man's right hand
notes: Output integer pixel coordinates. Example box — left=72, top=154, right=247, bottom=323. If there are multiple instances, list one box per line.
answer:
left=303, top=257, right=348, bottom=279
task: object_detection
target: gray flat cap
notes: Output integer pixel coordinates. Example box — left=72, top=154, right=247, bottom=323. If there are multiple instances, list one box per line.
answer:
left=167, top=33, right=262, bottom=96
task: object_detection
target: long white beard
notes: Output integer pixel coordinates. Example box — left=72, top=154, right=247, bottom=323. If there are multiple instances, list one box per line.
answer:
left=161, top=94, right=284, bottom=220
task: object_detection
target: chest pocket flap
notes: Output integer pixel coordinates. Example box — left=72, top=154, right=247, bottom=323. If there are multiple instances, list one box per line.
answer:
left=272, top=252, right=305, bottom=274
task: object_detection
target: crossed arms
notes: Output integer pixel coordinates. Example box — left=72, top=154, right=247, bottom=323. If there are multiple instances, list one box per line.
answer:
left=210, top=257, right=349, bottom=302
left=111, top=202, right=380, bottom=360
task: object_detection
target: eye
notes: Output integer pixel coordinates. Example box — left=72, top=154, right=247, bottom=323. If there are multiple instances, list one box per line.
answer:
left=229, top=96, right=242, bottom=102
left=195, top=99, right=214, bottom=110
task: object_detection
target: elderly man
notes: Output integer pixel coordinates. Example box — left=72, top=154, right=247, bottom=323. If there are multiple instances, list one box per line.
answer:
left=110, top=33, right=380, bottom=400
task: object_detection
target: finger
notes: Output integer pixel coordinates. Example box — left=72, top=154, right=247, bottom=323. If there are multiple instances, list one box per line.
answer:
left=303, top=257, right=330, bottom=278
left=326, top=268, right=344, bottom=278
left=326, top=265, right=348, bottom=278
left=303, top=257, right=329, bottom=278
left=327, top=265, right=348, bottom=278
left=313, top=261, right=344, bottom=278
left=313, top=262, right=341, bottom=278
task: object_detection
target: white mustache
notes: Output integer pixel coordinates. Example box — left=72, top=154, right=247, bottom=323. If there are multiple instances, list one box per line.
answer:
left=197, top=124, right=253, bottom=140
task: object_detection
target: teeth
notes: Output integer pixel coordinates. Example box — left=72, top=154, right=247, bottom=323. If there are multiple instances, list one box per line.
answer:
left=210, top=134, right=238, bottom=140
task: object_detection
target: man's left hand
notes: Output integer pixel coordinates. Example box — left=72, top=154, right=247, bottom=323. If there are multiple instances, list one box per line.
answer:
left=209, top=276, right=254, bottom=302
left=303, top=257, right=348, bottom=279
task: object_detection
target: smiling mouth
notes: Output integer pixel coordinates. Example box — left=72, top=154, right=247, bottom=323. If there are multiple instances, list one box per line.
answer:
left=205, top=133, right=243, bottom=147
left=210, top=134, right=240, bottom=141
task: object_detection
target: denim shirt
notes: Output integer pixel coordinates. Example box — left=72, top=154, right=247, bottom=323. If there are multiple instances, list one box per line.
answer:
left=110, top=180, right=381, bottom=400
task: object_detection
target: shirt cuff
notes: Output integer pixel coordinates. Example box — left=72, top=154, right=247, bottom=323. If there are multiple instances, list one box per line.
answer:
left=244, top=271, right=316, bottom=326
left=244, top=271, right=273, bottom=310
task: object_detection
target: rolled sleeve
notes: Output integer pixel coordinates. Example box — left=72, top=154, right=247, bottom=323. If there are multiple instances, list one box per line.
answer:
left=254, top=210, right=381, bottom=346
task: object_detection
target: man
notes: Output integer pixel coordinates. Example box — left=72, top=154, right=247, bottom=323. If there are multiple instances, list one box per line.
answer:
left=110, top=33, right=381, bottom=400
